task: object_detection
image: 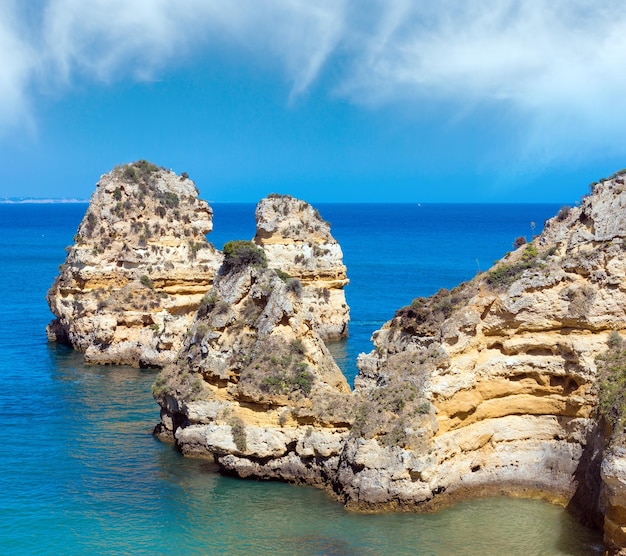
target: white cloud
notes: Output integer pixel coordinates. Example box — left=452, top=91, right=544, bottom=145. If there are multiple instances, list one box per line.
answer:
left=337, top=0, right=626, bottom=162
left=0, top=2, right=36, bottom=133
left=38, top=0, right=346, bottom=92
left=2, top=0, right=626, bottom=162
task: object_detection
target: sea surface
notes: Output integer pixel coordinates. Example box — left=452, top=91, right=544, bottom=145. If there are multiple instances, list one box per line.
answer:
left=0, top=202, right=604, bottom=555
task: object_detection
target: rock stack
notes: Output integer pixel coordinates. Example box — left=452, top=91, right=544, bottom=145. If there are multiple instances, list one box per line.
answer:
left=46, top=161, right=222, bottom=367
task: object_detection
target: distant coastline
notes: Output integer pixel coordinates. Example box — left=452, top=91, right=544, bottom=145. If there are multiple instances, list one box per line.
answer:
left=0, top=198, right=89, bottom=204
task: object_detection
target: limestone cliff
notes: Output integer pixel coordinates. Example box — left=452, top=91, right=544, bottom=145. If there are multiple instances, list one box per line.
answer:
left=254, top=194, right=349, bottom=341
left=350, top=176, right=626, bottom=549
left=47, top=161, right=222, bottom=367
left=155, top=175, right=626, bottom=552
left=153, top=241, right=352, bottom=485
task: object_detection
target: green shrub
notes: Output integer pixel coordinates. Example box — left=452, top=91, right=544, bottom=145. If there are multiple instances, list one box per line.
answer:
left=194, top=323, right=209, bottom=342
left=597, top=332, right=626, bottom=436
left=117, top=160, right=161, bottom=185
left=152, top=373, right=172, bottom=398
left=521, top=244, right=538, bottom=261
left=289, top=339, right=306, bottom=356
left=486, top=262, right=532, bottom=288
left=188, top=240, right=201, bottom=260
left=608, top=330, right=623, bottom=350
left=163, top=191, right=179, bottom=208
left=140, top=275, right=154, bottom=289
left=215, top=301, right=230, bottom=315
left=222, top=240, right=267, bottom=273
left=275, top=269, right=291, bottom=281
left=556, top=206, right=571, bottom=221
left=610, top=169, right=626, bottom=179
left=230, top=418, right=247, bottom=452
left=286, top=278, right=302, bottom=296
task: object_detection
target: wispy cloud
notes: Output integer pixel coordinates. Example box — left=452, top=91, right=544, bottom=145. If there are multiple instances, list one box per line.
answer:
left=0, top=2, right=37, bottom=132
left=2, top=0, right=626, bottom=162
left=338, top=0, right=626, bottom=162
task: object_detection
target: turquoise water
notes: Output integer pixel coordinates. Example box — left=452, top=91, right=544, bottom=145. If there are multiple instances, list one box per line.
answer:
left=0, top=203, right=603, bottom=554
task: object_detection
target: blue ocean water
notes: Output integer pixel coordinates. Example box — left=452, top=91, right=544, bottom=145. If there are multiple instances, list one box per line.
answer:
left=0, top=202, right=603, bottom=555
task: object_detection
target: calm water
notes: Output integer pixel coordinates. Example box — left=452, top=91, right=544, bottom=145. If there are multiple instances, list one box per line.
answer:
left=0, top=203, right=603, bottom=554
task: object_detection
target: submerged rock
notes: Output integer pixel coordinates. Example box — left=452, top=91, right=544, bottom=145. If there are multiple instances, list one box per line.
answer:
left=46, top=161, right=222, bottom=367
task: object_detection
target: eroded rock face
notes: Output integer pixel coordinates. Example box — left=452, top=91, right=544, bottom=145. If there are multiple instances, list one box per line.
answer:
left=254, top=195, right=349, bottom=340
left=46, top=161, right=222, bottom=367
left=153, top=252, right=353, bottom=483
left=349, top=178, right=626, bottom=548
left=155, top=177, right=626, bottom=551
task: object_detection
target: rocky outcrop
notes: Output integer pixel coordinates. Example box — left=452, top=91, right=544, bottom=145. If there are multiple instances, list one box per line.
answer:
left=47, top=182, right=349, bottom=368
left=52, top=161, right=626, bottom=549
left=602, top=447, right=626, bottom=554
left=348, top=177, right=626, bottom=548
left=254, top=194, right=349, bottom=341
left=153, top=242, right=353, bottom=485
left=47, top=161, right=222, bottom=367
left=155, top=175, right=626, bottom=551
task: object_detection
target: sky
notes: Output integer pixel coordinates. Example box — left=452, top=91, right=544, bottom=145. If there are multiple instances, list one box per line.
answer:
left=2, top=1, right=626, bottom=203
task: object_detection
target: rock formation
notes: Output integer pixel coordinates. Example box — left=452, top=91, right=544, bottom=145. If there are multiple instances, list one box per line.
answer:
left=348, top=176, right=626, bottom=550
left=47, top=161, right=222, bottom=367
left=153, top=241, right=353, bottom=486
left=47, top=159, right=626, bottom=551
left=47, top=181, right=350, bottom=369
left=254, top=194, right=349, bottom=340
left=155, top=175, right=626, bottom=552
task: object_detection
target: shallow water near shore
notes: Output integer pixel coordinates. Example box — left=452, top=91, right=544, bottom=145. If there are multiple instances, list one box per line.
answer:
left=0, top=202, right=604, bottom=554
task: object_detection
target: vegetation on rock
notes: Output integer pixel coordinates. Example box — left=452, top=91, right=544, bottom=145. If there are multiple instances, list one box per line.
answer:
left=485, top=243, right=543, bottom=289
left=597, top=332, right=626, bottom=437
left=395, top=283, right=476, bottom=336
left=222, top=240, right=267, bottom=273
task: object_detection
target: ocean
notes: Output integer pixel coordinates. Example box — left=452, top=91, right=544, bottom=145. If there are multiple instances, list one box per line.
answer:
left=0, top=202, right=604, bottom=555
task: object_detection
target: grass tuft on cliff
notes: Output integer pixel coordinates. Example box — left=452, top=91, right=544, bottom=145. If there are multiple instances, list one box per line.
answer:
left=395, top=283, right=476, bottom=336
left=116, top=160, right=161, bottom=185
left=597, top=331, right=626, bottom=437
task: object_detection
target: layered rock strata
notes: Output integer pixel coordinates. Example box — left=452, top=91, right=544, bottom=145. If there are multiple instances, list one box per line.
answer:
left=47, top=161, right=222, bottom=367
left=47, top=182, right=350, bottom=368
left=153, top=246, right=353, bottom=485
left=348, top=177, right=626, bottom=550
left=157, top=176, right=626, bottom=552
left=254, top=195, right=349, bottom=340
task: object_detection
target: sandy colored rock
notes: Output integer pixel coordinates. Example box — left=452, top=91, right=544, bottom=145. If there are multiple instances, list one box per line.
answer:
left=254, top=194, right=349, bottom=340
left=346, top=177, right=626, bottom=548
left=46, top=161, right=222, bottom=366
left=153, top=253, right=353, bottom=480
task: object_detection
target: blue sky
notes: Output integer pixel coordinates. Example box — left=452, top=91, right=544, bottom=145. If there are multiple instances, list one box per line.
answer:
left=2, top=1, right=626, bottom=203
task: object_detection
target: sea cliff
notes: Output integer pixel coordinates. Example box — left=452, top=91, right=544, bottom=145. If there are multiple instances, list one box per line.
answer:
left=46, top=161, right=221, bottom=367
left=47, top=167, right=349, bottom=368
left=48, top=163, right=626, bottom=552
